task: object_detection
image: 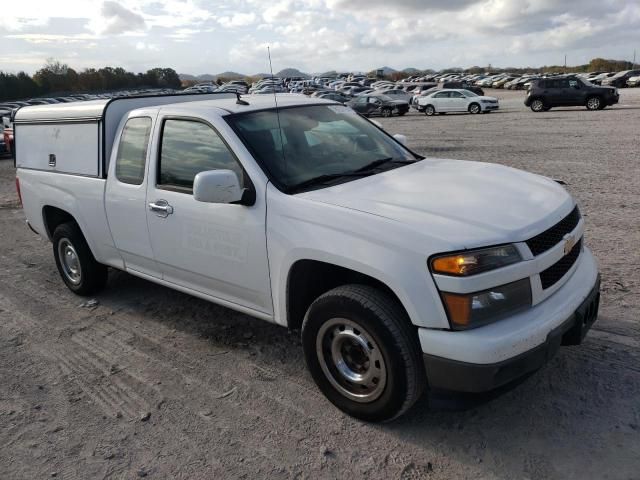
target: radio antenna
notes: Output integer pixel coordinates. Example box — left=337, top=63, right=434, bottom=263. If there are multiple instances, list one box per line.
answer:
left=268, top=46, right=287, bottom=170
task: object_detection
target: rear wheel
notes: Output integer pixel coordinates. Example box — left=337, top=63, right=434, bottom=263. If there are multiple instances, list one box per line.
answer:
left=530, top=98, right=546, bottom=112
left=586, top=96, right=601, bottom=110
left=302, top=285, right=425, bottom=422
left=424, top=105, right=435, bottom=116
left=52, top=222, right=108, bottom=296
left=468, top=102, right=481, bottom=114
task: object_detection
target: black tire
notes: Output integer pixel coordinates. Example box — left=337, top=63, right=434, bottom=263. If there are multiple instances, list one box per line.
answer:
left=586, top=96, right=601, bottom=111
left=301, top=284, right=425, bottom=422
left=468, top=102, right=481, bottom=114
left=424, top=105, right=435, bottom=116
left=52, top=222, right=108, bottom=296
left=530, top=98, right=546, bottom=112
left=397, top=111, right=406, bottom=116
left=381, top=108, right=392, bottom=117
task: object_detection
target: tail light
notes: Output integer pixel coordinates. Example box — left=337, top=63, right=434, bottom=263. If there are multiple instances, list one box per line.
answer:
left=15, top=177, right=22, bottom=206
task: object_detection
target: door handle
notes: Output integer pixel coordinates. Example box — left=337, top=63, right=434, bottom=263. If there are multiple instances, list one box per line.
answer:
left=148, top=200, right=174, bottom=218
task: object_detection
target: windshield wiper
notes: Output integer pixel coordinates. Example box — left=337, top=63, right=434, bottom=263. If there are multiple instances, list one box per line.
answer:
left=288, top=159, right=418, bottom=193
left=354, top=157, right=416, bottom=173
left=288, top=171, right=373, bottom=193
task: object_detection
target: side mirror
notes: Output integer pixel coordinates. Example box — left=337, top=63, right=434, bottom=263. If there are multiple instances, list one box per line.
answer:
left=393, top=134, right=407, bottom=146
left=193, top=170, right=244, bottom=204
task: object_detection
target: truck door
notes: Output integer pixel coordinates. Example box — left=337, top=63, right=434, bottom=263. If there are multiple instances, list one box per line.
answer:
left=145, top=116, right=273, bottom=316
left=105, top=116, right=159, bottom=277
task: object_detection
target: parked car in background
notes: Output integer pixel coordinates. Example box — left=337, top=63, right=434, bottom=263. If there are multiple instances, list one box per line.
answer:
left=347, top=94, right=409, bottom=117
left=626, top=75, right=640, bottom=87
left=417, top=89, right=499, bottom=115
left=590, top=73, right=615, bottom=85
left=410, top=87, right=439, bottom=107
left=3, top=126, right=14, bottom=156
left=602, top=70, right=640, bottom=88
left=525, top=77, right=619, bottom=112
left=316, top=92, right=350, bottom=103
left=373, top=88, right=412, bottom=103
left=441, top=81, right=484, bottom=96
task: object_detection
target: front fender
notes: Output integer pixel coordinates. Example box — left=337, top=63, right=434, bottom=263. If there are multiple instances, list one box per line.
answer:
left=266, top=185, right=449, bottom=329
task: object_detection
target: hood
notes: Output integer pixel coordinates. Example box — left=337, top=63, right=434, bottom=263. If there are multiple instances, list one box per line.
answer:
left=298, top=159, right=574, bottom=249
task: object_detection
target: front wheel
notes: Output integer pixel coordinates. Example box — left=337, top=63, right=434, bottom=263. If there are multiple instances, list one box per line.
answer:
left=381, top=108, right=393, bottom=117
left=302, top=285, right=425, bottom=422
left=530, top=99, right=546, bottom=112
left=53, top=222, right=108, bottom=296
left=468, top=103, right=481, bottom=114
left=424, top=105, right=435, bottom=116
left=586, top=96, right=601, bottom=111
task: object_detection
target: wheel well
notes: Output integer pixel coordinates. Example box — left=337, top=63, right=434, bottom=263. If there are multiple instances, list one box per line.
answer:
left=42, top=206, right=75, bottom=240
left=286, top=260, right=404, bottom=330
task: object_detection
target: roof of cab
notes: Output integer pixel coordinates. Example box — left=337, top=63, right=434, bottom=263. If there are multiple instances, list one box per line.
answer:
left=14, top=93, right=336, bottom=123
left=154, top=94, right=336, bottom=116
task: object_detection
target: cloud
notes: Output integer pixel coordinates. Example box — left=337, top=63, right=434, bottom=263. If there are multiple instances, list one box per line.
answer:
left=218, top=12, right=257, bottom=28
left=97, top=1, right=146, bottom=35
left=5, top=33, right=98, bottom=44
left=1, top=0, right=639, bottom=74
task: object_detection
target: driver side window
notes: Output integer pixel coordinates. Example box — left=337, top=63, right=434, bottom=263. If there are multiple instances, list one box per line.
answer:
left=158, top=119, right=244, bottom=192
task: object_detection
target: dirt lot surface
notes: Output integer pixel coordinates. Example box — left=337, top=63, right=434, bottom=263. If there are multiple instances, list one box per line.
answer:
left=1, top=89, right=639, bottom=479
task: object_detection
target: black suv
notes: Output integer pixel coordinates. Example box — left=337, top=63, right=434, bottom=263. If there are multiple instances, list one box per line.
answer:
left=525, top=77, right=619, bottom=112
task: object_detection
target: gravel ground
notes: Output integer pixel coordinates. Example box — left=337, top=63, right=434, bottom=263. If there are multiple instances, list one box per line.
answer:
left=1, top=89, right=639, bottom=479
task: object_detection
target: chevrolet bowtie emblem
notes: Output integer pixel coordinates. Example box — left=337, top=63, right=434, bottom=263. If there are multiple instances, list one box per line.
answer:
left=563, top=233, right=577, bottom=255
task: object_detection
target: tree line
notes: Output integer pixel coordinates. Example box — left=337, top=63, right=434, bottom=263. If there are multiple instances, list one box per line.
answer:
left=0, top=59, right=181, bottom=102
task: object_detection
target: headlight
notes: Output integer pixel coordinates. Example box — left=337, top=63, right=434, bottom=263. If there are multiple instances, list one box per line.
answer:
left=430, top=245, right=521, bottom=277
left=441, top=279, right=532, bottom=330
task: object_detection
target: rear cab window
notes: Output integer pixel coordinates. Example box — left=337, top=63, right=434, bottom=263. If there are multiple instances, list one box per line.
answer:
left=115, top=117, right=152, bottom=185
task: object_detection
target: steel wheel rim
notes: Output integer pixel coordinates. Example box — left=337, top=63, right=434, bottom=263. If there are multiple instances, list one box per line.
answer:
left=532, top=100, right=544, bottom=111
left=316, top=318, right=387, bottom=403
left=470, top=104, right=480, bottom=114
left=588, top=98, right=600, bottom=109
left=426, top=106, right=434, bottom=115
left=58, top=238, right=82, bottom=285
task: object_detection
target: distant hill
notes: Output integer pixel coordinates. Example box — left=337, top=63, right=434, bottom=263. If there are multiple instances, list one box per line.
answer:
left=402, top=68, right=422, bottom=74
left=179, top=68, right=309, bottom=82
left=375, top=66, right=398, bottom=76
left=179, top=72, right=245, bottom=82
left=275, top=68, right=310, bottom=78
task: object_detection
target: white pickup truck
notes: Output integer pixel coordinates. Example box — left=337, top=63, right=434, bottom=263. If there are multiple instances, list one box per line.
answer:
left=15, top=93, right=600, bottom=421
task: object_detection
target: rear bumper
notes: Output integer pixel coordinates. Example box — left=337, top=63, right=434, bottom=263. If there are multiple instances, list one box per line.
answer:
left=423, top=274, right=600, bottom=393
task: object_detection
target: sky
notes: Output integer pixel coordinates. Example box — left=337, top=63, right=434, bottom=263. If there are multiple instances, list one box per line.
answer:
left=0, top=0, right=638, bottom=75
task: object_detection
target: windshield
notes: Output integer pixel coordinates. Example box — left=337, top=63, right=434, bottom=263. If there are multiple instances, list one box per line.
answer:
left=460, top=90, right=478, bottom=97
left=227, top=104, right=418, bottom=192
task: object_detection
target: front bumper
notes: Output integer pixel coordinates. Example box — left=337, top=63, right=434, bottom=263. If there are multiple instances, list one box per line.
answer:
left=423, top=274, right=600, bottom=393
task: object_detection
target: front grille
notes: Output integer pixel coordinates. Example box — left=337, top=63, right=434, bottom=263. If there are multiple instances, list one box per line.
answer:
left=526, top=206, right=581, bottom=256
left=540, top=238, right=582, bottom=289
